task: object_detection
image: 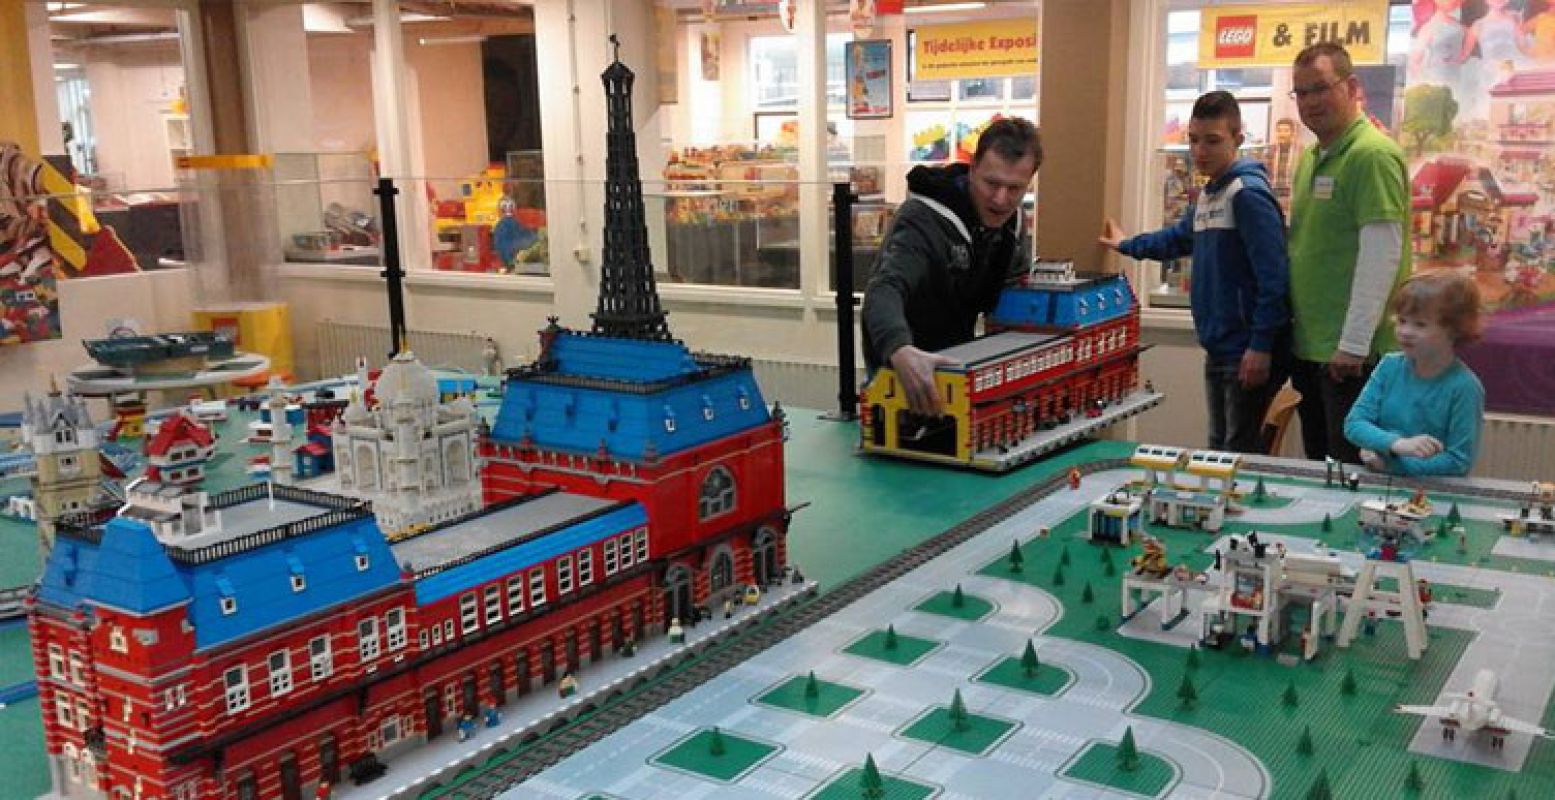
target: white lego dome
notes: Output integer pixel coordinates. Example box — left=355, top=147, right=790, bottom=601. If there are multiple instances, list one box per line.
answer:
left=374, top=350, right=439, bottom=407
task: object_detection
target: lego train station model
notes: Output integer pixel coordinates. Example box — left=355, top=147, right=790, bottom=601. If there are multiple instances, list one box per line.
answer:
left=860, top=261, right=1163, bottom=471
left=24, top=47, right=789, bottom=800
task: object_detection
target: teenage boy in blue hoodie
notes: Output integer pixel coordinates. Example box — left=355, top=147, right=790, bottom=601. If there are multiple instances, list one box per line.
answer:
left=1100, top=91, right=1291, bottom=453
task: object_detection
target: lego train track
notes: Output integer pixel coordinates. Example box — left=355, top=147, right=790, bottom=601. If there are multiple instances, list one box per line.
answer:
left=412, top=457, right=1129, bottom=799
left=415, top=455, right=1526, bottom=799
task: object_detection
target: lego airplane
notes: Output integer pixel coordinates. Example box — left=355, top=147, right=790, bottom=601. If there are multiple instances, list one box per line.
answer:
left=1395, top=669, right=1552, bottom=748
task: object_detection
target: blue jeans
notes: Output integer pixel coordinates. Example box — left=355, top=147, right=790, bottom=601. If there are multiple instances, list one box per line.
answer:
left=1204, top=357, right=1280, bottom=453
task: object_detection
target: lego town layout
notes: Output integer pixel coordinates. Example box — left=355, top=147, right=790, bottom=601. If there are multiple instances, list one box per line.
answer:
left=423, top=441, right=1555, bottom=800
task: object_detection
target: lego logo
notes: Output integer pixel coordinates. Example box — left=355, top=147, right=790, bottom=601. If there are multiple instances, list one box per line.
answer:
left=1215, top=15, right=1258, bottom=58
left=1218, top=26, right=1254, bottom=46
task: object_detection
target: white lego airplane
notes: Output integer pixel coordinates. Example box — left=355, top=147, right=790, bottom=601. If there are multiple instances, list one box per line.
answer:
left=1395, top=669, right=1552, bottom=749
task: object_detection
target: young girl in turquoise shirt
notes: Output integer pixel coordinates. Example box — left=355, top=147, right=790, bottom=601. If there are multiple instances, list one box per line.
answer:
left=1344, top=273, right=1486, bottom=476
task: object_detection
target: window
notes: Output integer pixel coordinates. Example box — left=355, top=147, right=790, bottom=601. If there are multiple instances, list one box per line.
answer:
left=635, top=529, right=648, bottom=563
left=507, top=575, right=525, bottom=615
left=309, top=636, right=333, bottom=681
left=358, top=618, right=380, bottom=661
left=529, top=568, right=547, bottom=608
left=461, top=592, right=480, bottom=634
left=63, top=743, right=80, bottom=783
left=711, top=551, right=735, bottom=595
left=419, top=629, right=429, bottom=649
left=619, top=534, right=635, bottom=569
left=557, top=556, right=574, bottom=595
left=485, top=585, right=503, bottom=624
left=225, top=665, right=251, bottom=714
left=163, top=684, right=187, bottom=712
left=380, top=715, right=402, bottom=746
left=48, top=645, right=64, bottom=679
left=386, top=608, right=407, bottom=650
left=750, top=34, right=850, bottom=109
left=57, top=700, right=75, bottom=729
left=578, top=550, right=594, bottom=587
left=220, top=596, right=238, bottom=616
left=432, top=623, right=444, bottom=646
left=698, top=467, right=736, bottom=520
left=605, top=539, right=619, bottom=575
left=291, top=574, right=307, bottom=593
left=355, top=553, right=370, bottom=572
left=268, top=650, right=293, bottom=696
left=443, top=620, right=454, bottom=640
left=76, top=698, right=92, bottom=731
left=68, top=652, right=85, bottom=685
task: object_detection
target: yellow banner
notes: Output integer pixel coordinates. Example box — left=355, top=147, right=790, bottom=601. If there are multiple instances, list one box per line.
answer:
left=1197, top=1, right=1388, bottom=69
left=914, top=20, right=1038, bottom=81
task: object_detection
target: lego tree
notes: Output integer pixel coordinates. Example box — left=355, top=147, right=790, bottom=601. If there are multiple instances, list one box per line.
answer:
left=1283, top=679, right=1299, bottom=707
left=1081, top=581, right=1095, bottom=604
left=1448, top=502, right=1462, bottom=526
left=1022, top=639, right=1040, bottom=678
left=1321, top=513, right=1333, bottom=533
left=1177, top=673, right=1198, bottom=708
left=805, top=670, right=820, bottom=700
left=861, top=754, right=885, bottom=799
left=1253, top=476, right=1268, bottom=502
left=708, top=726, right=727, bottom=756
left=884, top=625, right=899, bottom=651
left=1297, top=725, right=1314, bottom=756
left=1103, top=556, right=1116, bottom=577
left=1117, top=726, right=1140, bottom=772
left=1437, top=518, right=1450, bottom=539
left=1053, top=565, right=1066, bottom=587
left=949, top=689, right=970, bottom=732
left=952, top=584, right=965, bottom=608
left=1008, top=540, right=1025, bottom=573
left=1405, top=761, right=1423, bottom=794
left=1307, top=769, right=1334, bottom=800
left=1095, top=614, right=1111, bottom=631
left=1340, top=668, right=1357, bottom=696
left=1060, top=545, right=1071, bottom=567
left=1186, top=644, right=1200, bottom=671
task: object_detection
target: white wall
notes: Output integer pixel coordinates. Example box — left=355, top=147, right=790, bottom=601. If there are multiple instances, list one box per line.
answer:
left=308, top=33, right=377, bottom=153
left=406, top=40, right=490, bottom=183
left=81, top=42, right=185, bottom=190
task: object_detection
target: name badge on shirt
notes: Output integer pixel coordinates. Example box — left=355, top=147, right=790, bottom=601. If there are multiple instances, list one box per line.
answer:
left=1313, top=176, right=1335, bottom=200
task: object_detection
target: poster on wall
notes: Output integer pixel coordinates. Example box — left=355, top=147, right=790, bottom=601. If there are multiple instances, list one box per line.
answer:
left=1400, top=0, right=1555, bottom=414
left=656, top=5, right=679, bottom=103
left=846, top=40, right=892, bottom=119
left=1197, top=1, right=1389, bottom=69
left=0, top=143, right=65, bottom=345
left=913, top=20, right=1038, bottom=81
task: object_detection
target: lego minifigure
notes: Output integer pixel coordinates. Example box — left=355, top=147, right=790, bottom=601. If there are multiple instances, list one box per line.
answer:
left=558, top=672, right=578, bottom=699
left=483, top=704, right=501, bottom=728
left=1068, top=467, right=1082, bottom=490
left=668, top=617, right=685, bottom=644
left=315, top=781, right=332, bottom=800
left=723, top=598, right=734, bottom=619
left=457, top=713, right=475, bottom=742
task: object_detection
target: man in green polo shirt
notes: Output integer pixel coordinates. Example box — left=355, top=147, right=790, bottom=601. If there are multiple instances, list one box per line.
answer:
left=1286, top=42, right=1411, bottom=464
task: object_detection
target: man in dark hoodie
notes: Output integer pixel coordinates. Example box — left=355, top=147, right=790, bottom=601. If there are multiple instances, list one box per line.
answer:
left=1100, top=91, right=1290, bottom=453
left=862, top=117, right=1041, bottom=416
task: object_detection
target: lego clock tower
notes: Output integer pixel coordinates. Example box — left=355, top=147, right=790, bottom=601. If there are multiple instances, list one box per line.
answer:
left=22, top=384, right=105, bottom=553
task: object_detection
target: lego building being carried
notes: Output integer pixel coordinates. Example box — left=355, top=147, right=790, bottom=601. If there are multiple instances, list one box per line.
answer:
left=860, top=264, right=1161, bottom=471
left=81, top=331, right=236, bottom=377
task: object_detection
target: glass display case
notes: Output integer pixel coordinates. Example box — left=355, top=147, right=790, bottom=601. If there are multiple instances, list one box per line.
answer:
left=271, top=152, right=380, bottom=266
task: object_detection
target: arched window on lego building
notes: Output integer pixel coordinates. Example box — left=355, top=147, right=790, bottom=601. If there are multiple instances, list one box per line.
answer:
left=709, top=549, right=735, bottom=596
left=752, top=527, right=779, bottom=586
left=698, top=466, right=736, bottom=521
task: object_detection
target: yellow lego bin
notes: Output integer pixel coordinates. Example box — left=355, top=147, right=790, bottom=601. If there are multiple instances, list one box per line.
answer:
left=191, top=301, right=295, bottom=393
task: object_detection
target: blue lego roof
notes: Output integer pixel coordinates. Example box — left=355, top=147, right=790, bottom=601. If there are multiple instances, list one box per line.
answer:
left=37, top=513, right=404, bottom=651
left=490, top=334, right=770, bottom=460
left=549, top=332, right=701, bottom=382
left=438, top=377, right=477, bottom=394
left=989, top=274, right=1136, bottom=330
left=38, top=517, right=190, bottom=614
left=413, top=501, right=648, bottom=605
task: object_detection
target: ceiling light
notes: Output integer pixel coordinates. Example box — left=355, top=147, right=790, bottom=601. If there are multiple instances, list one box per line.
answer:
left=54, top=62, right=81, bottom=70
left=417, top=35, right=487, bottom=46
left=904, top=2, right=989, bottom=13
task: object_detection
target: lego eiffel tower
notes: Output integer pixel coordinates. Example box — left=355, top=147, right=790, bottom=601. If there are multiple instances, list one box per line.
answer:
left=592, top=35, right=673, bottom=342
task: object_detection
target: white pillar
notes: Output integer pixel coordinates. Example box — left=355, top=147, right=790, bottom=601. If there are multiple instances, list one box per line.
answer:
left=371, top=0, right=431, bottom=272
left=795, top=0, right=827, bottom=299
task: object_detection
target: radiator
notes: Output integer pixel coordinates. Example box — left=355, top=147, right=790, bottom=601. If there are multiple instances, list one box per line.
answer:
left=749, top=359, right=864, bottom=411
left=317, top=320, right=489, bottom=377
left=1478, top=415, right=1555, bottom=483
